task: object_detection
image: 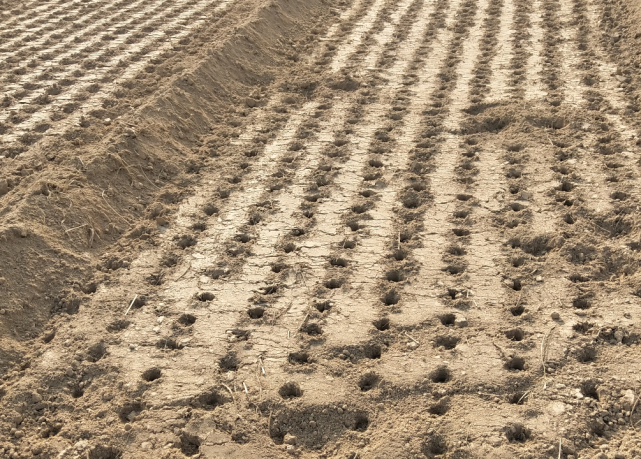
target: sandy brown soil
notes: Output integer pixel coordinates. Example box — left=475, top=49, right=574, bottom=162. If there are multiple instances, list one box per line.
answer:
left=2, top=0, right=641, bottom=458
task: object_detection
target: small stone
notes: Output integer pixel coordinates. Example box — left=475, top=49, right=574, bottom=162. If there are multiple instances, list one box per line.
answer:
left=13, top=430, right=23, bottom=438
left=141, top=442, right=151, bottom=451
left=0, top=179, right=8, bottom=196
left=407, top=341, right=419, bottom=350
left=455, top=316, right=468, bottom=328
left=284, top=434, right=297, bottom=446
left=286, top=444, right=296, bottom=454
left=536, top=276, right=543, bottom=282
left=0, top=309, right=5, bottom=315
left=156, top=216, right=169, bottom=226
left=614, top=330, right=625, bottom=343
left=551, top=312, right=560, bottom=320
left=337, top=408, right=343, bottom=414
left=245, top=98, right=258, bottom=108
left=309, top=421, right=317, bottom=428
left=104, top=118, right=112, bottom=125
left=157, top=316, right=165, bottom=324
left=621, top=389, right=636, bottom=411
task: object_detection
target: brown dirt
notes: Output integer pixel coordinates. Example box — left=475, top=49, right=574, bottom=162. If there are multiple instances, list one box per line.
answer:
left=1, top=0, right=641, bottom=458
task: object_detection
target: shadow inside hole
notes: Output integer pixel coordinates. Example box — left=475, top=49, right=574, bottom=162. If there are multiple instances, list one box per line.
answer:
left=511, top=257, right=525, bottom=267
left=505, top=423, right=531, bottom=443
left=421, top=434, right=447, bottom=456
left=358, top=372, right=380, bottom=391
left=302, top=209, right=315, bottom=218
left=314, top=301, right=331, bottom=313
left=302, top=323, right=323, bottom=336
left=219, top=353, right=239, bottom=371
left=510, top=305, right=525, bottom=316
left=330, top=257, right=348, bottom=267
left=382, top=290, right=400, bottom=305
left=364, top=344, right=382, bottom=359
left=279, top=381, right=302, bottom=398
left=288, top=352, right=310, bottom=365
left=504, top=328, right=524, bottom=341
left=271, top=263, right=288, bottom=273
left=197, top=292, right=215, bottom=302
left=248, top=307, right=265, bottom=319
left=352, top=413, right=369, bottom=432
left=373, top=318, right=390, bottom=331
left=340, top=239, right=357, bottom=249
left=386, top=270, right=406, bottom=282
left=325, top=279, right=343, bottom=289
left=429, top=366, right=451, bottom=383
left=438, top=314, right=456, bottom=326
left=573, top=321, right=593, bottom=334
left=576, top=346, right=597, bottom=363
left=581, top=380, right=600, bottom=400
left=434, top=336, right=459, bottom=350
left=508, top=392, right=529, bottom=405
left=452, top=228, right=470, bottom=237
left=505, top=357, right=525, bottom=371
left=573, top=297, right=591, bottom=309
left=180, top=433, right=201, bottom=456
left=178, top=314, right=196, bottom=326
left=427, top=398, right=449, bottom=415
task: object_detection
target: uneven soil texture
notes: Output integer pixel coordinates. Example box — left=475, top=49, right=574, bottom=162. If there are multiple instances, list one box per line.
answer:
left=2, top=0, right=641, bottom=457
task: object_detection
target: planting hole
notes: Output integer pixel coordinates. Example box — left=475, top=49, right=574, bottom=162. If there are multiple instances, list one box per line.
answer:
left=386, top=270, right=406, bottom=282
left=429, top=366, right=451, bottom=383
left=373, top=318, right=390, bottom=331
left=248, top=307, right=264, bottom=319
left=330, top=258, right=348, bottom=267
left=219, top=353, right=239, bottom=371
left=573, top=297, right=591, bottom=310
left=142, top=367, right=161, bottom=382
left=510, top=305, right=525, bottom=316
left=289, top=352, right=310, bottom=365
left=197, top=292, right=215, bottom=302
left=505, top=357, right=525, bottom=371
left=358, top=372, right=380, bottom=391
left=434, top=336, right=459, bottom=350
left=302, top=323, right=323, bottom=336
left=505, top=423, right=530, bottom=443
left=452, top=228, right=470, bottom=237
left=283, top=243, right=297, bottom=253
left=271, top=263, right=288, bottom=273
left=365, top=344, right=382, bottom=359
left=504, top=328, right=524, bottom=341
left=576, top=346, right=597, bottom=363
left=581, top=380, right=599, bottom=400
left=178, top=314, right=196, bottom=326
left=325, top=279, right=343, bottom=289
left=352, top=413, right=369, bottom=432
left=439, top=314, right=456, bottom=326
left=456, top=194, right=473, bottom=201
left=314, top=301, right=331, bottom=313
left=279, top=381, right=302, bottom=398
left=383, top=290, right=400, bottom=305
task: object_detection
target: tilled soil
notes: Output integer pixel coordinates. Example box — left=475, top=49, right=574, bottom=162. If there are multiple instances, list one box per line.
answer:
left=1, top=0, right=641, bottom=458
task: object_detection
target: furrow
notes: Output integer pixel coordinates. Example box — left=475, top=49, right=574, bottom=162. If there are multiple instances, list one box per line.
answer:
left=330, top=0, right=392, bottom=72
left=0, top=0, right=230, bottom=144
left=398, top=0, right=489, bottom=332
left=0, top=0, right=153, bottom=73
left=0, top=0, right=93, bottom=52
left=523, top=0, right=546, bottom=101
left=485, top=0, right=513, bottom=102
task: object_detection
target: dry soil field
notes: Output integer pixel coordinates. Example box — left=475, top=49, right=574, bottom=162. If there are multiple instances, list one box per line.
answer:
left=2, top=0, right=641, bottom=457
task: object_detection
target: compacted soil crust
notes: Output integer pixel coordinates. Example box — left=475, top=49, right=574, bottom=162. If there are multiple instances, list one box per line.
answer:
left=1, top=0, right=641, bottom=457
